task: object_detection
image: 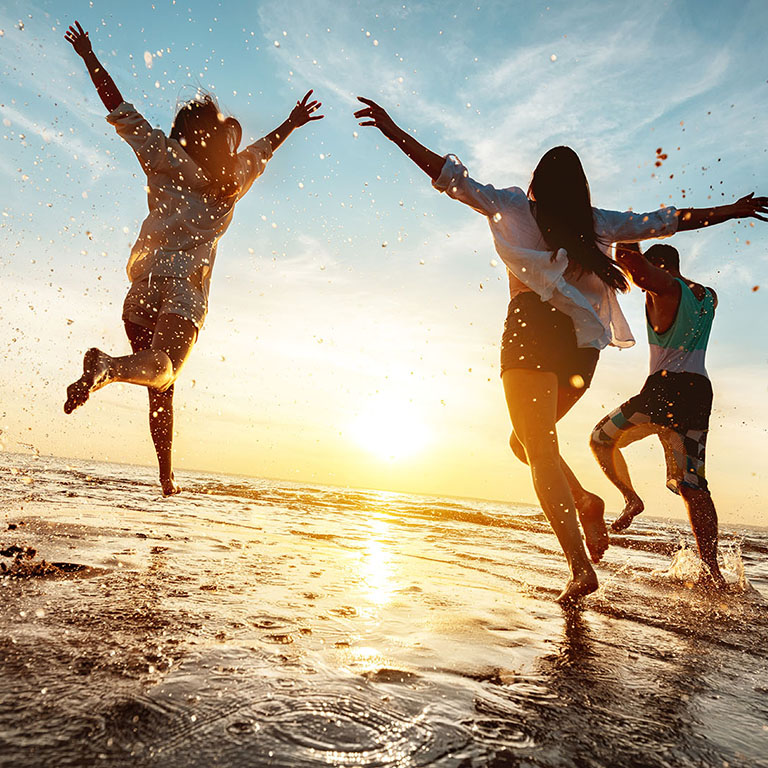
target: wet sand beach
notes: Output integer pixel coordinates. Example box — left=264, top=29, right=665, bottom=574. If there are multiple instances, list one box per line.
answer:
left=1, top=453, right=767, bottom=767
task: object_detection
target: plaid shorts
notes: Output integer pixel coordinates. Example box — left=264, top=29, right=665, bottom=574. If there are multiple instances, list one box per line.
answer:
left=591, top=371, right=712, bottom=493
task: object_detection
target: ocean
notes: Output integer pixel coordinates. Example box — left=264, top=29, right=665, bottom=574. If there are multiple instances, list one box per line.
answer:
left=1, top=452, right=767, bottom=767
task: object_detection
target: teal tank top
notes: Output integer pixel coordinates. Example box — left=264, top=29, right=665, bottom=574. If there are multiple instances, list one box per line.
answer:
left=647, top=278, right=715, bottom=378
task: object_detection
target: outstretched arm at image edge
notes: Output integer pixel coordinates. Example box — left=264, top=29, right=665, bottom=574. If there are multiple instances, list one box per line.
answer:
left=65, top=21, right=123, bottom=112
left=677, top=193, right=768, bottom=231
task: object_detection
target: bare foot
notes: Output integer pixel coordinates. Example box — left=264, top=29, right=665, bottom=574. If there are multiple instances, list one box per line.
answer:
left=576, top=491, right=609, bottom=563
left=556, top=569, right=599, bottom=605
left=610, top=495, right=644, bottom=533
left=64, top=348, right=113, bottom=414
left=161, top=474, right=182, bottom=497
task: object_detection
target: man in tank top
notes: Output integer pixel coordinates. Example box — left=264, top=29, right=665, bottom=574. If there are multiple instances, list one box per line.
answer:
left=589, top=243, right=725, bottom=586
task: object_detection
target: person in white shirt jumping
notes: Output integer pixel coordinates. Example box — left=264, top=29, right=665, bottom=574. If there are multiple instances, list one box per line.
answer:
left=354, top=96, right=768, bottom=603
left=63, top=21, right=324, bottom=495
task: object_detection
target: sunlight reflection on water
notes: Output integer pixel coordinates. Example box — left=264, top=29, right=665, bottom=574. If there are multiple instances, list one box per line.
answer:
left=1, top=454, right=768, bottom=766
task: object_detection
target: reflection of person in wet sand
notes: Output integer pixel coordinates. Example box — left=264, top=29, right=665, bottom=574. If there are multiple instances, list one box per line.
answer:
left=62, top=21, right=323, bottom=495
left=591, top=241, right=763, bottom=586
left=353, top=96, right=768, bottom=603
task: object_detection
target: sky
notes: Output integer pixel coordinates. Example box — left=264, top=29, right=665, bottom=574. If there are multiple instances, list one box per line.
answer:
left=1, top=0, right=767, bottom=526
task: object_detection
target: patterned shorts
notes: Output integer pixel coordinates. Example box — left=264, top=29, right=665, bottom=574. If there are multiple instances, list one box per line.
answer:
left=591, top=371, right=712, bottom=493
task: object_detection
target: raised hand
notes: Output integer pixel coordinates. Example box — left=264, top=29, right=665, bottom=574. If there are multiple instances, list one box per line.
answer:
left=64, top=20, right=93, bottom=58
left=353, top=96, right=443, bottom=180
left=732, top=193, right=768, bottom=223
left=354, top=97, right=398, bottom=139
left=289, top=90, right=324, bottom=128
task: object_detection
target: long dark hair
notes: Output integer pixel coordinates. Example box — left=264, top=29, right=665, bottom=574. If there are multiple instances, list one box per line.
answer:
left=528, top=146, right=628, bottom=293
left=170, top=93, right=242, bottom=201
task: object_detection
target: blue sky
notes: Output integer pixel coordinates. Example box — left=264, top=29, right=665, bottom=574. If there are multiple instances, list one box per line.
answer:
left=1, top=0, right=766, bottom=524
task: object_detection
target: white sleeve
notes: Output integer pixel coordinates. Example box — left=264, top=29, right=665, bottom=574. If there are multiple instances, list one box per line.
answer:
left=593, top=205, right=679, bottom=245
left=106, top=102, right=170, bottom=174
left=236, top=138, right=274, bottom=199
left=432, top=155, right=505, bottom=217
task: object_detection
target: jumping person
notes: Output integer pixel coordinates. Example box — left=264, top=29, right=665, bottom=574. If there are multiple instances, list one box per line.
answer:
left=63, top=21, right=323, bottom=495
left=353, top=96, right=768, bottom=602
left=590, top=242, right=734, bottom=586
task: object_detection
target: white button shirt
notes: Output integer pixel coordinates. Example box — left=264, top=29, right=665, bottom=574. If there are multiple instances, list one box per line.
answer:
left=433, top=155, right=679, bottom=349
left=107, top=102, right=273, bottom=295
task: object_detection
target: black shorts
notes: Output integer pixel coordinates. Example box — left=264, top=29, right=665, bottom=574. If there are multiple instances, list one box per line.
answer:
left=500, top=292, right=600, bottom=390
left=591, top=371, right=713, bottom=493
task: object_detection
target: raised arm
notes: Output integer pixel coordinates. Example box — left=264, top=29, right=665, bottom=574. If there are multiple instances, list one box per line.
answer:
left=354, top=97, right=444, bottom=180
left=354, top=96, right=507, bottom=218
left=677, top=193, right=768, bottom=231
left=65, top=21, right=123, bottom=112
left=614, top=243, right=677, bottom=295
left=263, top=90, right=323, bottom=153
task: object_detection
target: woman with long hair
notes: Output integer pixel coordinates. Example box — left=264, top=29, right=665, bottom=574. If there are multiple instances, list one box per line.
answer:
left=354, top=96, right=767, bottom=602
left=63, top=21, right=323, bottom=495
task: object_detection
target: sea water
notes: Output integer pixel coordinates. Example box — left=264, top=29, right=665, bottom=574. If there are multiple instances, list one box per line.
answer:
left=1, top=452, right=767, bottom=767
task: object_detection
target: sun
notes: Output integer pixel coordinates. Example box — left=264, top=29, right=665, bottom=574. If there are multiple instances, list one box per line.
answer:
left=348, top=395, right=430, bottom=461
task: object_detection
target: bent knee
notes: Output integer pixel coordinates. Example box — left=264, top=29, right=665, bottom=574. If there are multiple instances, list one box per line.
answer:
left=509, top=431, right=529, bottom=464
left=148, top=351, right=175, bottom=391
left=149, top=382, right=175, bottom=400
left=590, top=417, right=614, bottom=448
left=522, top=437, right=560, bottom=467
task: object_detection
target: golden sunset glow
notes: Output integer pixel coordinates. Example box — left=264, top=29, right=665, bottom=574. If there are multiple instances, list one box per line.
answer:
left=0, top=0, right=764, bottom=527
left=347, top=395, right=430, bottom=462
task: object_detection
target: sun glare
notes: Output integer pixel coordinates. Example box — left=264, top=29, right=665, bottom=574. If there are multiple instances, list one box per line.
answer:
left=348, top=395, right=430, bottom=461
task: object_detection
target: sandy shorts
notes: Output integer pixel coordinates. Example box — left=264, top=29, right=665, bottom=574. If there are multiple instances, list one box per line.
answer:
left=122, top=275, right=208, bottom=333
left=591, top=371, right=712, bottom=493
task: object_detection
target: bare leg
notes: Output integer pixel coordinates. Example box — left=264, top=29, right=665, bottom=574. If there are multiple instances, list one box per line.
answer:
left=589, top=414, right=644, bottom=532
left=124, top=321, right=181, bottom=496
left=502, top=370, right=598, bottom=604
left=148, top=388, right=179, bottom=496
left=65, top=313, right=196, bottom=412
left=679, top=486, right=725, bottom=588
left=510, top=386, right=608, bottom=562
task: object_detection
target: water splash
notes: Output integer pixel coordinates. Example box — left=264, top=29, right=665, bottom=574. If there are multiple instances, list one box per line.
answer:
left=651, top=540, right=751, bottom=591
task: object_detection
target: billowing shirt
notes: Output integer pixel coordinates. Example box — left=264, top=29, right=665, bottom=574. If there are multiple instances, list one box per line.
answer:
left=106, top=102, right=273, bottom=294
left=432, top=155, right=679, bottom=349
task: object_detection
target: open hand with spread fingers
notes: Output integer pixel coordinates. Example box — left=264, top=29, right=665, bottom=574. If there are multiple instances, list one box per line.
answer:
left=354, top=97, right=399, bottom=140
left=289, top=90, right=324, bottom=128
left=732, top=193, right=768, bottom=222
left=64, top=20, right=93, bottom=58
left=351, top=96, right=444, bottom=180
